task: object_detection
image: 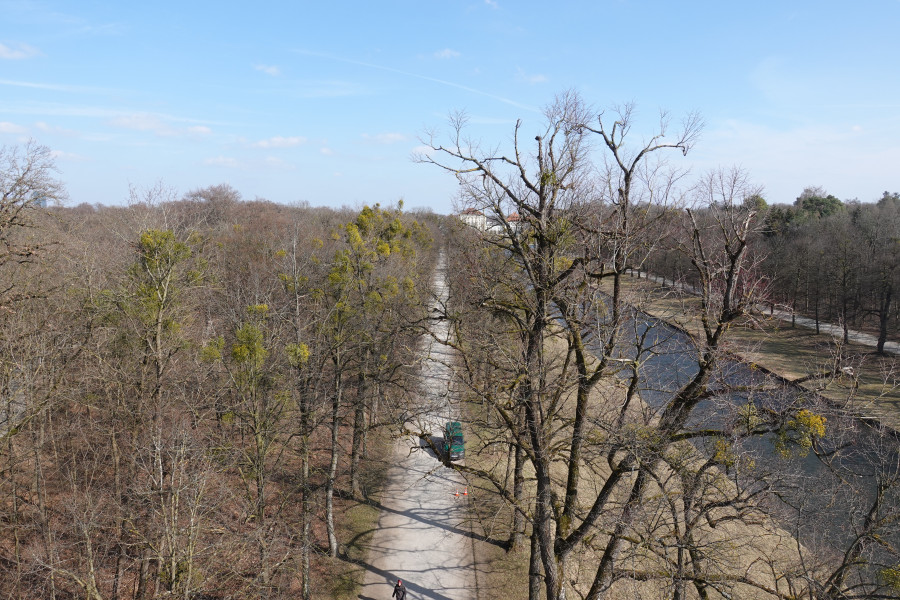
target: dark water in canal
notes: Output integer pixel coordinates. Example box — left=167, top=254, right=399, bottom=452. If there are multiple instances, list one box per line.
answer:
left=583, top=301, right=900, bottom=564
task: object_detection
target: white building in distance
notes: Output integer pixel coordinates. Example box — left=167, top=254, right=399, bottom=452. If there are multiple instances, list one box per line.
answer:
left=459, top=208, right=487, bottom=230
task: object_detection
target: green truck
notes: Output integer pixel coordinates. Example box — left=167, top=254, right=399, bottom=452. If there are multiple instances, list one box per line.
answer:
left=443, top=421, right=465, bottom=461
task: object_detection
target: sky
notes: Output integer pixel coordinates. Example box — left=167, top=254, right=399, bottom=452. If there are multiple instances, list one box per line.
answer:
left=1, top=0, right=899, bottom=213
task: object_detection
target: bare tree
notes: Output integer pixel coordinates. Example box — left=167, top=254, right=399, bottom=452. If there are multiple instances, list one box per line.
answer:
left=421, top=93, right=707, bottom=600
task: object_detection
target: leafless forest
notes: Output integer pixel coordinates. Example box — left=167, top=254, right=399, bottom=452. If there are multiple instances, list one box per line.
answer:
left=1, top=145, right=440, bottom=599
left=420, top=93, right=900, bottom=600
left=2, top=90, right=900, bottom=600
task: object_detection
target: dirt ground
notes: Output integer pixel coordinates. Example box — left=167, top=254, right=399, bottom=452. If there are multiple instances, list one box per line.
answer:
left=356, top=438, right=480, bottom=600
left=357, top=252, right=483, bottom=600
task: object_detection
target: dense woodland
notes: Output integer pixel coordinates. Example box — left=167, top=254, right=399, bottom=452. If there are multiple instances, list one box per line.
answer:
left=1, top=143, right=439, bottom=599
left=2, top=88, right=900, bottom=600
left=647, top=187, right=900, bottom=354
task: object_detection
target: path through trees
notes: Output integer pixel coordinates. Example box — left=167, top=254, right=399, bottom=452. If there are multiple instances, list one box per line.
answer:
left=358, top=252, right=481, bottom=599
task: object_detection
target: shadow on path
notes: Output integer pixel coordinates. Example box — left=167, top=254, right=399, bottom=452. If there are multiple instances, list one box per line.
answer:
left=346, top=553, right=460, bottom=600
left=351, top=489, right=507, bottom=550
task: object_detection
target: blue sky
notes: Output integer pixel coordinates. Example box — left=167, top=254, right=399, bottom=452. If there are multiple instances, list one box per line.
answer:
left=1, top=1, right=898, bottom=212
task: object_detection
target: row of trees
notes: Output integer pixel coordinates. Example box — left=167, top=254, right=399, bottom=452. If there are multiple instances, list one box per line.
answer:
left=649, top=185, right=900, bottom=354
left=761, top=190, right=900, bottom=353
left=421, top=92, right=900, bottom=599
left=0, top=149, right=437, bottom=599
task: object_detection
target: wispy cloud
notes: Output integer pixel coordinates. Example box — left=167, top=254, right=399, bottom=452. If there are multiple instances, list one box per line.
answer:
left=204, top=156, right=242, bottom=169
left=363, top=132, right=408, bottom=144
left=485, top=0, right=499, bottom=8
left=320, top=147, right=334, bottom=155
left=107, top=113, right=221, bottom=137
left=516, top=67, right=547, bottom=85
left=265, top=156, right=295, bottom=170
left=75, top=22, right=126, bottom=36
left=294, top=49, right=538, bottom=112
left=108, top=113, right=172, bottom=134
left=188, top=125, right=212, bottom=136
left=1, top=3, right=123, bottom=37
left=50, top=149, right=88, bottom=162
left=0, top=121, right=28, bottom=134
left=255, top=64, right=281, bottom=76
left=0, top=78, right=116, bottom=93
left=293, top=80, right=368, bottom=98
left=434, top=48, right=460, bottom=59
left=0, top=42, right=41, bottom=60
left=35, top=121, right=79, bottom=136
left=253, top=135, right=306, bottom=148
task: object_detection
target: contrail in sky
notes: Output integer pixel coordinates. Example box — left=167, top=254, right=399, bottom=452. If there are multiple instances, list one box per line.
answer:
left=0, top=79, right=114, bottom=94
left=294, top=49, right=539, bottom=113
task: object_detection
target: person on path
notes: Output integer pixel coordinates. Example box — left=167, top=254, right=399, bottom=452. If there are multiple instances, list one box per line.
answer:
left=392, top=579, right=407, bottom=599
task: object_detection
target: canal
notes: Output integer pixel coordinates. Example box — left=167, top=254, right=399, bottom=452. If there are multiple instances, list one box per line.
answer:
left=586, top=300, right=900, bottom=570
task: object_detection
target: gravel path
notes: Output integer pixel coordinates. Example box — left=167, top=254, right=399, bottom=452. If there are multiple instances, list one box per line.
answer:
left=768, top=307, right=900, bottom=355
left=358, top=252, right=480, bottom=600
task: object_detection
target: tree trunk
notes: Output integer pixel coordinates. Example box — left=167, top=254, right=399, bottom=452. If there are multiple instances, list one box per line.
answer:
left=877, top=284, right=892, bottom=354
left=30, top=412, right=56, bottom=599
left=326, top=369, right=342, bottom=557
left=111, top=433, right=126, bottom=600
left=815, top=291, right=820, bottom=334
left=299, top=390, right=312, bottom=600
left=508, top=440, right=525, bottom=551
left=842, top=291, right=850, bottom=344
left=350, top=368, right=367, bottom=499
left=587, top=469, right=650, bottom=600
left=533, top=449, right=562, bottom=599
left=529, top=529, right=543, bottom=600
left=136, top=547, right=151, bottom=600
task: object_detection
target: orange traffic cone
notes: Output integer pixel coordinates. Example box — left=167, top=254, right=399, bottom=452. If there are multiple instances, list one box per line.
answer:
left=463, top=486, right=468, bottom=496
left=454, top=489, right=459, bottom=498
